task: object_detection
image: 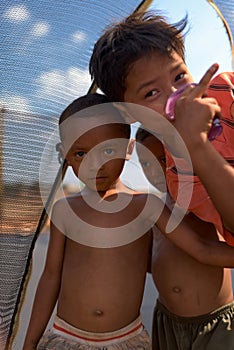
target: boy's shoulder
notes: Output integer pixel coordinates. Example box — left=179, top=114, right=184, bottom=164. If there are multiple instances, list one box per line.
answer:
left=209, top=71, right=234, bottom=86
left=208, top=71, right=234, bottom=121
left=51, top=193, right=84, bottom=237
left=130, top=191, right=165, bottom=220
left=52, top=192, right=83, bottom=217
left=52, top=190, right=163, bottom=218
left=119, top=189, right=163, bottom=203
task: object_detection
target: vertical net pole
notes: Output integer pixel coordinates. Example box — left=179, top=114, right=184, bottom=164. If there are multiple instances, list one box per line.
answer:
left=0, top=109, right=4, bottom=220
left=207, top=0, right=234, bottom=69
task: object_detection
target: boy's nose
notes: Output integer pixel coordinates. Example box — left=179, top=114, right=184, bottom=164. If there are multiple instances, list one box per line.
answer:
left=87, top=153, right=103, bottom=171
left=163, top=87, right=177, bottom=112
left=167, top=86, right=177, bottom=97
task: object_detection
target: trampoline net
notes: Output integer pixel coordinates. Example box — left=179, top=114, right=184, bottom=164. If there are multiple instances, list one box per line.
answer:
left=208, top=0, right=234, bottom=64
left=0, top=1, right=152, bottom=348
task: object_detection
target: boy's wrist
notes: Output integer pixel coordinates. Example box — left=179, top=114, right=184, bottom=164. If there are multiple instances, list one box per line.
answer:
left=23, top=338, right=38, bottom=350
left=179, top=131, right=209, bottom=159
left=23, top=345, right=37, bottom=350
left=187, top=140, right=215, bottom=170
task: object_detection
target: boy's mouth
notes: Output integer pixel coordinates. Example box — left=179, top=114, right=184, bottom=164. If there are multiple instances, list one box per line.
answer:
left=89, top=176, right=108, bottom=182
left=96, top=176, right=108, bottom=182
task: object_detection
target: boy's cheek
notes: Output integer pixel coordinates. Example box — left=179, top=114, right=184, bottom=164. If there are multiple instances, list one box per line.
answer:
left=123, top=88, right=165, bottom=115
left=144, top=168, right=166, bottom=189
left=143, top=101, right=166, bottom=117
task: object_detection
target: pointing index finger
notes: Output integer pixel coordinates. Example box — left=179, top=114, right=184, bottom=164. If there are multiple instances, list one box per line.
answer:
left=191, top=63, right=219, bottom=97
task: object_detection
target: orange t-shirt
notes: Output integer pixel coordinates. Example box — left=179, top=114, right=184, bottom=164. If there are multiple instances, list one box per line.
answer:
left=166, top=72, right=234, bottom=245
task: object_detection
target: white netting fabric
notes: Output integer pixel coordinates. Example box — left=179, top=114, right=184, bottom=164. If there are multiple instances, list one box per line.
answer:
left=0, top=1, right=149, bottom=348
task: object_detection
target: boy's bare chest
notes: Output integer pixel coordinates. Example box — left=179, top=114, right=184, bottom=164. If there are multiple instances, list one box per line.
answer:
left=64, top=194, right=153, bottom=248
left=67, top=193, right=152, bottom=226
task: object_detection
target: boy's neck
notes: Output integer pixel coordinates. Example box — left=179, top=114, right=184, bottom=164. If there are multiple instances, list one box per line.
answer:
left=82, top=179, right=134, bottom=201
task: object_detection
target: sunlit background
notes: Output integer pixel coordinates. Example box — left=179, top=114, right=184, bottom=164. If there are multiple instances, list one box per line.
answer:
left=1, top=0, right=233, bottom=115
left=1, top=0, right=233, bottom=189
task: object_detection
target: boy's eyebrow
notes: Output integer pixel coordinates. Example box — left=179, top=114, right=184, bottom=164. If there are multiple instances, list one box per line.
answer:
left=69, top=145, right=87, bottom=152
left=136, top=78, right=159, bottom=94
left=70, top=139, right=122, bottom=150
left=170, top=62, right=185, bottom=75
left=136, top=62, right=185, bottom=94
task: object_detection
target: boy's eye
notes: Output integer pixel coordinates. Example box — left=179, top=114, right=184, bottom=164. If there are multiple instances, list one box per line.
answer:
left=141, top=160, right=150, bottom=168
left=175, top=73, right=185, bottom=82
left=145, top=90, right=158, bottom=98
left=75, top=151, right=86, bottom=158
left=103, top=148, right=115, bottom=156
left=160, top=157, right=166, bottom=164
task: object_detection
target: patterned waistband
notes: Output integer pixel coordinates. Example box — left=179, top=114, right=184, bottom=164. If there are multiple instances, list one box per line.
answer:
left=156, top=299, right=234, bottom=324
left=53, top=314, right=143, bottom=346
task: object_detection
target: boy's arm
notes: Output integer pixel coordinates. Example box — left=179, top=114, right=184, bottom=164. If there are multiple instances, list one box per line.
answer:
left=23, top=211, right=66, bottom=349
left=184, top=140, right=234, bottom=233
left=129, top=64, right=234, bottom=233
left=173, top=65, right=234, bottom=233
left=151, top=195, right=234, bottom=268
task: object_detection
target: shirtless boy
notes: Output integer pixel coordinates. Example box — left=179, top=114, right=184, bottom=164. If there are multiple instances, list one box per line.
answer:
left=23, top=93, right=152, bottom=349
left=136, top=127, right=234, bottom=349
left=23, top=93, right=234, bottom=350
left=89, top=12, right=234, bottom=349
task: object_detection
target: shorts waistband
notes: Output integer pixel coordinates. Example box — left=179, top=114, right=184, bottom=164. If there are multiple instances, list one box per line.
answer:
left=156, top=299, right=234, bottom=324
left=53, top=314, right=143, bottom=346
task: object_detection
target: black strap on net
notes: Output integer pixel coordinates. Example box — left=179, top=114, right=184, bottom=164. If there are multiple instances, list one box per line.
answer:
left=0, top=1, right=153, bottom=349
left=207, top=0, right=234, bottom=68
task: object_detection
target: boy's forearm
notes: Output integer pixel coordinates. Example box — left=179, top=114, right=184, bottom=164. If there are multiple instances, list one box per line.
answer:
left=23, top=272, right=60, bottom=349
left=169, top=227, right=234, bottom=268
left=200, top=239, right=234, bottom=268
left=188, top=141, right=234, bottom=233
left=157, top=205, right=234, bottom=267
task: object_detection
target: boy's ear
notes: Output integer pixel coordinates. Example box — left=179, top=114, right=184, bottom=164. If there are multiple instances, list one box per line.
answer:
left=56, top=142, right=67, bottom=164
left=126, top=138, right=135, bottom=161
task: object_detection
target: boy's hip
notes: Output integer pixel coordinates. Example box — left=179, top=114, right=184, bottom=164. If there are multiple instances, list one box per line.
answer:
left=152, top=299, right=234, bottom=350
left=38, top=314, right=151, bottom=349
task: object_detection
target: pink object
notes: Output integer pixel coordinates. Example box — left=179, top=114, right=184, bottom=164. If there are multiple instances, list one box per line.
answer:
left=165, top=83, right=223, bottom=141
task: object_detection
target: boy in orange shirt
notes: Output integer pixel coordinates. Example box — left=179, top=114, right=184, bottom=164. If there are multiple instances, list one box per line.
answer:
left=89, top=12, right=234, bottom=243
left=165, top=72, right=234, bottom=245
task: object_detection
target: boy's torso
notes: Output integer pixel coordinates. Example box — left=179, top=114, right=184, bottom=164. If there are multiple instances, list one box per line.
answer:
left=55, top=190, right=153, bottom=332
left=152, top=208, right=233, bottom=317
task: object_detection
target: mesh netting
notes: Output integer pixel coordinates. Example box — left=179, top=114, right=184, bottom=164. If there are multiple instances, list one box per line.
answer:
left=213, top=0, right=234, bottom=40
left=208, top=0, right=234, bottom=66
left=0, top=1, right=152, bottom=348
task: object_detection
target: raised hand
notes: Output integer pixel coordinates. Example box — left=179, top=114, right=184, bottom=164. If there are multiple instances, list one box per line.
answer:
left=173, top=63, right=222, bottom=148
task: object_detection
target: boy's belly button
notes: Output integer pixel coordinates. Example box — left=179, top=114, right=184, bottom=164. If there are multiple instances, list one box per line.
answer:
left=94, top=309, right=104, bottom=316
left=172, top=286, right=181, bottom=293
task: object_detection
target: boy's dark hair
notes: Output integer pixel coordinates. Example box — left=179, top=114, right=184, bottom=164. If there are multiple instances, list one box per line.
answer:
left=59, top=93, right=131, bottom=139
left=59, top=93, right=111, bottom=125
left=135, top=126, right=162, bottom=144
left=89, top=11, right=188, bottom=101
left=135, top=127, right=153, bottom=143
